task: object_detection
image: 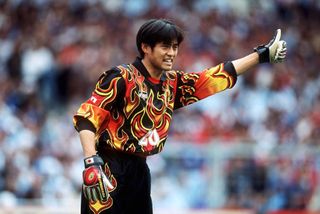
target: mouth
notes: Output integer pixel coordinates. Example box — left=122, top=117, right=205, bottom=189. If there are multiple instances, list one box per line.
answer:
left=163, top=59, right=173, bottom=66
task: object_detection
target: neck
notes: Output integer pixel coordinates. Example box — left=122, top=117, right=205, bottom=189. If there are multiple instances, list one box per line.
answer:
left=141, top=59, right=162, bottom=79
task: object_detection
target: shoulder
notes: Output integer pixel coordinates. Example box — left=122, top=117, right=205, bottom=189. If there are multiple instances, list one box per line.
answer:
left=97, top=66, right=126, bottom=89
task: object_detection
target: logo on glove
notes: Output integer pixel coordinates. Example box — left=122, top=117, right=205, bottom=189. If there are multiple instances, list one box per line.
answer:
left=84, top=167, right=99, bottom=185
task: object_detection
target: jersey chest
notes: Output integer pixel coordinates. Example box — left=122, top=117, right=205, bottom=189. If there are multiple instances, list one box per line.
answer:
left=122, top=73, right=173, bottom=123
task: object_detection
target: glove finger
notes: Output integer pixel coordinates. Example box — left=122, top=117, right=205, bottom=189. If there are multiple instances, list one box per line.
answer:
left=98, top=176, right=109, bottom=201
left=274, top=58, right=284, bottom=63
left=274, top=29, right=281, bottom=43
left=101, top=171, right=114, bottom=189
left=91, top=187, right=99, bottom=202
left=275, top=41, right=287, bottom=61
left=277, top=49, right=286, bottom=56
left=279, top=40, right=286, bottom=48
left=281, top=40, right=286, bottom=47
left=83, top=185, right=93, bottom=202
left=275, top=55, right=286, bottom=61
left=98, top=187, right=108, bottom=202
left=277, top=54, right=286, bottom=61
left=95, top=186, right=108, bottom=202
left=82, top=185, right=88, bottom=199
left=274, top=54, right=285, bottom=62
left=278, top=52, right=286, bottom=56
left=279, top=47, right=287, bottom=52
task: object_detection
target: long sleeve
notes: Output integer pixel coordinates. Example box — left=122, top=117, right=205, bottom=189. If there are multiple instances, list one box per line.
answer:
left=173, top=62, right=237, bottom=109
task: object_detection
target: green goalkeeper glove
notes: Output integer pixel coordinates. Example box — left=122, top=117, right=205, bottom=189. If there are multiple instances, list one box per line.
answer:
left=82, top=155, right=114, bottom=202
left=254, top=29, right=287, bottom=63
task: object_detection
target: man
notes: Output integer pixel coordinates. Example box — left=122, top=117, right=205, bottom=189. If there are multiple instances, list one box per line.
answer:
left=73, top=18, right=286, bottom=214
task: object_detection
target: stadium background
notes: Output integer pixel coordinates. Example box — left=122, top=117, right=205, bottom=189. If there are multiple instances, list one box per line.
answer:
left=0, top=0, right=320, bottom=213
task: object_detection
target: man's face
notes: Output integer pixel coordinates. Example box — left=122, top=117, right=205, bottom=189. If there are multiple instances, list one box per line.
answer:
left=143, top=41, right=179, bottom=73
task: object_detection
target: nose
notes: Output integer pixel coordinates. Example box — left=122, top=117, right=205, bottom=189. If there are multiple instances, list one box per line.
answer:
left=167, top=46, right=175, bottom=56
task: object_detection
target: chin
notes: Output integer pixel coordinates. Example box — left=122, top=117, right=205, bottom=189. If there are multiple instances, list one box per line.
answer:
left=162, top=66, right=173, bottom=71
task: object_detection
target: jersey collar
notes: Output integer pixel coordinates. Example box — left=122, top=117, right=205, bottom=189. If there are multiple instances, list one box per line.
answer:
left=132, top=57, right=167, bottom=82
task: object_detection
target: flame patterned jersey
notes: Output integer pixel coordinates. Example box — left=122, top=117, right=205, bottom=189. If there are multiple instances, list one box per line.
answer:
left=73, top=58, right=237, bottom=156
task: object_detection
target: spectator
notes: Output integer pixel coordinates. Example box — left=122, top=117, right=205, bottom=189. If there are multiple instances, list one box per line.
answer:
left=0, top=0, right=319, bottom=212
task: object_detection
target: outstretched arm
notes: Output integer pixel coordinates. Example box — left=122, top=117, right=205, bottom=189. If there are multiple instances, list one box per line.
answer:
left=232, top=29, right=287, bottom=76
left=232, top=52, right=259, bottom=76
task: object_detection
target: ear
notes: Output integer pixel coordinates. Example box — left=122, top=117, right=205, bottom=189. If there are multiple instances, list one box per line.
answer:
left=141, top=43, right=151, bottom=55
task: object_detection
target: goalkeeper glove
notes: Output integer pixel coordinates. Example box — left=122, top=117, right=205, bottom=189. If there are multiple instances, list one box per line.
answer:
left=254, top=29, right=287, bottom=63
left=82, top=154, right=114, bottom=202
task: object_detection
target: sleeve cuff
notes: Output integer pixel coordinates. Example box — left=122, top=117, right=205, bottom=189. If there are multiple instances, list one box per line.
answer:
left=76, top=118, right=96, bottom=133
left=224, top=61, right=238, bottom=86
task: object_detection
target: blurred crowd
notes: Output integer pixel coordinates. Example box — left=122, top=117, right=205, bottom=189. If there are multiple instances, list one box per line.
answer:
left=0, top=0, right=320, bottom=212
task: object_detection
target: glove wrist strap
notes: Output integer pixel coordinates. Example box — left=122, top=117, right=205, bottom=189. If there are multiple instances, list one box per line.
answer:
left=254, top=46, right=269, bottom=63
left=84, top=154, right=104, bottom=168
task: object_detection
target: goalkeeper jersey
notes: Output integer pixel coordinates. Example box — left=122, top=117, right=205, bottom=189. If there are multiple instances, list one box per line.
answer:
left=73, top=57, right=237, bottom=156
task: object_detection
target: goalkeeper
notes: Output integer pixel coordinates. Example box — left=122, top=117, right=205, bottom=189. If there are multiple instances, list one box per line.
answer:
left=73, top=18, right=286, bottom=214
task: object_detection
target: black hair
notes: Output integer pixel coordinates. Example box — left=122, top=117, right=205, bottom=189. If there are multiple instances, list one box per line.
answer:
left=136, top=19, right=184, bottom=58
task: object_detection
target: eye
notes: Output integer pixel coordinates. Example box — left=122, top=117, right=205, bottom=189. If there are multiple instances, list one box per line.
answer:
left=161, top=44, right=170, bottom=49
